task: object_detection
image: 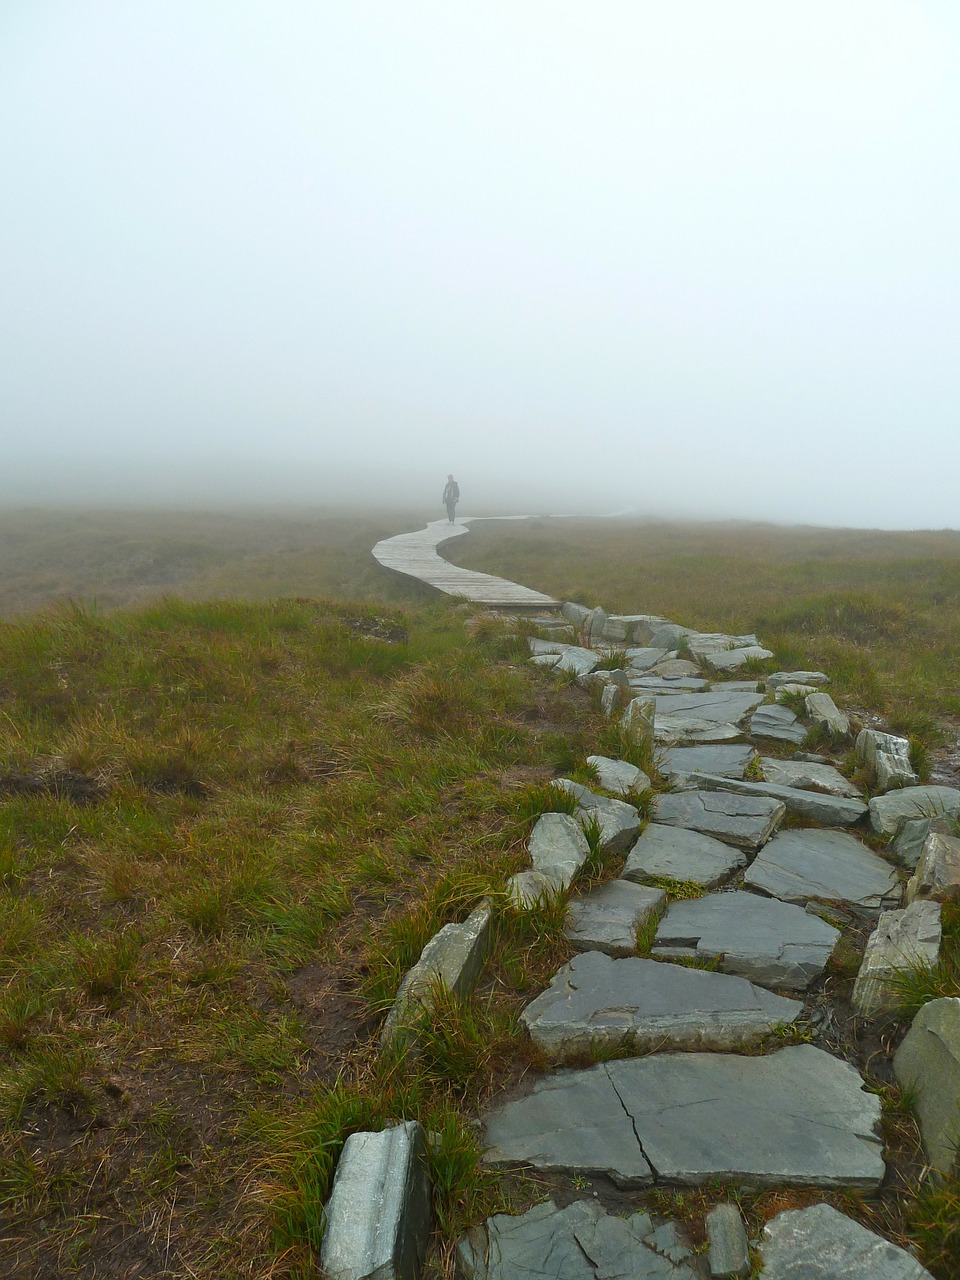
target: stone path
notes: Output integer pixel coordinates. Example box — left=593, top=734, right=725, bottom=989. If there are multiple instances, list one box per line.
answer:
left=371, top=517, right=560, bottom=610
left=323, top=549, right=960, bottom=1278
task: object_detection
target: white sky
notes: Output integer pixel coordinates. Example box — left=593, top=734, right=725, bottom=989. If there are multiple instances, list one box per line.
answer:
left=2, top=2, right=958, bottom=525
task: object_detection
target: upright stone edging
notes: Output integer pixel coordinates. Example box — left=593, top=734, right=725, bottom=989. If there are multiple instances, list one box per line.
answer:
left=894, top=996, right=960, bottom=1176
left=320, top=1120, right=432, bottom=1280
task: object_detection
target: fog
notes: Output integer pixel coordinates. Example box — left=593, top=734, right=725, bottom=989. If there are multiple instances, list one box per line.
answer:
left=2, top=3, right=959, bottom=528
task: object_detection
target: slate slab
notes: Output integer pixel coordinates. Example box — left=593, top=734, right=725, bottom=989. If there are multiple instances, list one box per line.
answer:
left=869, top=785, right=960, bottom=837
left=759, top=757, right=863, bottom=799
left=556, top=780, right=642, bottom=854
left=586, top=755, right=650, bottom=796
left=743, top=829, right=901, bottom=911
left=528, top=813, right=591, bottom=888
left=686, top=773, right=868, bottom=828
left=622, top=823, right=747, bottom=888
left=651, top=658, right=702, bottom=678
left=750, top=703, right=808, bottom=745
left=705, top=646, right=774, bottom=673
left=686, top=633, right=759, bottom=659
left=529, top=653, right=561, bottom=668
left=894, top=996, right=960, bottom=1174
left=653, top=790, right=785, bottom=851
left=625, top=646, right=670, bottom=670
left=805, top=691, right=851, bottom=739
left=706, top=1203, right=749, bottom=1279
left=554, top=646, right=600, bottom=677
left=483, top=1046, right=884, bottom=1189
left=564, top=881, right=665, bottom=956
left=507, top=869, right=566, bottom=908
left=766, top=671, right=831, bottom=690
left=630, top=677, right=711, bottom=693
left=521, top=952, right=802, bottom=1059
left=381, top=901, right=492, bottom=1044
left=622, top=696, right=656, bottom=750
left=653, top=891, right=839, bottom=988
left=456, top=1199, right=701, bottom=1280
left=856, top=728, right=917, bottom=792
left=906, top=827, right=960, bottom=904
left=892, top=817, right=934, bottom=870
left=654, top=715, right=746, bottom=746
left=321, top=1121, right=432, bottom=1280
left=653, top=691, right=765, bottom=723
left=660, top=745, right=756, bottom=780
left=600, top=683, right=622, bottom=717
left=760, top=1203, right=933, bottom=1279
left=852, top=900, right=942, bottom=1017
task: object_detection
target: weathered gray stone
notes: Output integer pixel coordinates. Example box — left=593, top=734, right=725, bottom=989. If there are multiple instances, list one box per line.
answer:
left=805, top=691, right=851, bottom=739
left=528, top=638, right=569, bottom=655
left=600, top=682, right=622, bottom=717
left=852, top=901, right=942, bottom=1016
left=653, top=790, right=785, bottom=851
left=648, top=622, right=695, bottom=649
left=625, top=646, right=670, bottom=671
left=565, top=880, right=665, bottom=955
left=456, top=1199, right=700, bottom=1280
left=686, top=773, right=868, bottom=827
left=685, top=632, right=759, bottom=659
left=760, top=1202, right=933, bottom=1279
left=706, top=1203, right=749, bottom=1278
left=856, top=728, right=917, bottom=792
left=705, top=646, right=774, bottom=673
left=894, top=997, right=960, bottom=1175
left=381, top=903, right=493, bottom=1044
left=869, top=785, right=960, bottom=837
left=765, top=670, right=831, bottom=690
left=751, top=703, right=808, bottom=745
left=586, top=754, right=650, bottom=795
left=744, top=829, right=901, bottom=911
left=599, top=617, right=631, bottom=643
left=528, top=812, right=591, bottom=888
left=660, top=744, right=757, bottom=781
left=654, top=690, right=766, bottom=723
left=554, top=646, right=600, bottom=677
left=650, top=658, right=702, bottom=678
left=622, top=696, right=656, bottom=751
left=892, top=816, right=935, bottom=870
left=760, top=757, right=863, bottom=799
left=483, top=1046, right=884, bottom=1189
left=521, top=952, right=802, bottom=1059
left=585, top=606, right=607, bottom=643
left=710, top=679, right=764, bottom=692
left=629, top=677, right=711, bottom=693
left=654, top=715, right=746, bottom=746
left=561, top=601, right=593, bottom=628
left=906, top=827, right=960, bottom=904
left=556, top=780, right=642, bottom=854
left=653, top=891, right=839, bottom=988
left=623, top=823, right=747, bottom=887
left=321, top=1121, right=432, bottom=1280
left=507, top=869, right=566, bottom=908
left=773, top=682, right=818, bottom=701
left=529, top=653, right=561, bottom=668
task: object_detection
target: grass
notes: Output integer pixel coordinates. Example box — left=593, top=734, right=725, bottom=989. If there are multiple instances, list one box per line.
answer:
left=0, top=589, right=601, bottom=1277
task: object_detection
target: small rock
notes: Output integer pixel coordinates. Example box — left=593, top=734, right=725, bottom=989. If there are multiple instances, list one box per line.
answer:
left=852, top=900, right=941, bottom=1016
left=556, top=779, right=641, bottom=854
left=869, top=785, right=960, bottom=837
left=653, top=789, right=785, bottom=851
left=622, top=822, right=747, bottom=888
left=760, top=1202, right=933, bottom=1279
left=765, top=671, right=831, bottom=690
left=507, top=869, right=566, bottom=908
left=750, top=703, right=808, bottom=745
left=600, top=683, right=621, bottom=717
left=894, top=996, right=960, bottom=1175
left=528, top=813, right=591, bottom=888
left=586, top=755, right=650, bottom=795
left=564, top=881, right=665, bottom=956
left=706, top=1202, right=750, bottom=1278
left=705, top=646, right=774, bottom=673
left=622, top=696, right=656, bottom=750
left=906, top=827, right=960, bottom=904
left=805, top=691, right=851, bottom=740
left=856, top=728, right=917, bottom=793
left=759, top=757, right=863, bottom=799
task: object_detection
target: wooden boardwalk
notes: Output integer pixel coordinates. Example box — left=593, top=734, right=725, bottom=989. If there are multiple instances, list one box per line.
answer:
left=372, top=518, right=561, bottom=611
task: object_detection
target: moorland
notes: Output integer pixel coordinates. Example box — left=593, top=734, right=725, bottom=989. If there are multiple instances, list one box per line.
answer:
left=3, top=507, right=960, bottom=1278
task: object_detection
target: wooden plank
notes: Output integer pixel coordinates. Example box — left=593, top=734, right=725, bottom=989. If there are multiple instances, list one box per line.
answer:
left=372, top=518, right=561, bottom=610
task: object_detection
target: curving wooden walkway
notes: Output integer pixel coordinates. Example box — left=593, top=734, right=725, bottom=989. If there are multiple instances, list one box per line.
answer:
left=371, top=517, right=560, bottom=611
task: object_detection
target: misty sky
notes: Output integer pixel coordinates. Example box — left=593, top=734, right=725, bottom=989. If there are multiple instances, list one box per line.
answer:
left=2, top=2, right=958, bottom=526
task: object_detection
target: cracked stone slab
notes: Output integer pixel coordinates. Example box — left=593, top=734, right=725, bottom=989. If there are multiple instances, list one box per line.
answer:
left=685, top=632, right=760, bottom=659
left=906, top=826, right=960, bottom=904
left=625, top=646, right=671, bottom=670
left=766, top=671, right=831, bottom=690
left=653, top=690, right=765, bottom=724
left=760, top=1202, right=934, bottom=1279
left=751, top=703, right=808, bottom=745
left=554, top=646, right=601, bottom=677
left=653, top=789, right=785, bottom=851
left=894, top=996, right=960, bottom=1174
left=321, top=1121, right=432, bottom=1280
left=743, top=829, right=901, bottom=912
left=528, top=813, right=591, bottom=888
left=650, top=658, right=702, bottom=678
left=654, top=715, right=747, bottom=746
left=521, top=952, right=802, bottom=1060
left=805, top=691, right=851, bottom=739
left=852, top=900, right=942, bottom=1016
left=564, top=881, right=665, bottom=955
left=622, top=823, right=747, bottom=888
left=586, top=755, right=650, bottom=796
left=686, top=773, right=868, bottom=828
left=759, top=757, right=863, bottom=799
left=856, top=729, right=917, bottom=792
left=869, top=785, right=960, bottom=837
left=483, top=1046, right=884, bottom=1189
left=706, top=1203, right=750, bottom=1279
left=629, top=677, right=711, bottom=693
left=653, top=891, right=839, bottom=988
left=557, top=779, right=642, bottom=853
left=660, top=744, right=756, bottom=781
left=456, top=1199, right=701, bottom=1280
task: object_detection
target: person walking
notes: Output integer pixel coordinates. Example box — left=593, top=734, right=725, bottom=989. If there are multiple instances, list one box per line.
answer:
left=442, top=474, right=460, bottom=524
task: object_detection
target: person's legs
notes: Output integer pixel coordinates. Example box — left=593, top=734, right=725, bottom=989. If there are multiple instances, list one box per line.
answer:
left=446, top=502, right=456, bottom=523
